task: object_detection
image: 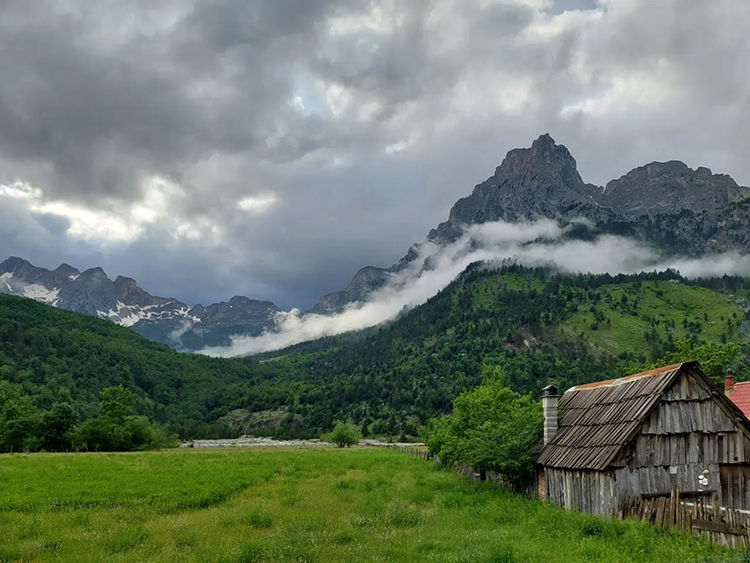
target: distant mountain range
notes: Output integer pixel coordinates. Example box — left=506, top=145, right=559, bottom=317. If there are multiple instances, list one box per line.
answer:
left=0, top=256, right=279, bottom=350
left=4, top=133, right=750, bottom=350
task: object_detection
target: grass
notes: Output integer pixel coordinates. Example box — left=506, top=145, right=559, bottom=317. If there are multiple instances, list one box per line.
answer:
left=0, top=447, right=730, bottom=562
left=561, top=281, right=746, bottom=355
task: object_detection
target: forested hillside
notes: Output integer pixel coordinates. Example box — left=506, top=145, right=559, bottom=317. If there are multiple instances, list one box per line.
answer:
left=251, top=264, right=750, bottom=438
left=0, top=294, right=305, bottom=445
left=1, top=264, right=749, bottom=448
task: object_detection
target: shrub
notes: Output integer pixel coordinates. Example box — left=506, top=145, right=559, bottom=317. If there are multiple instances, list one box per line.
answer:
left=322, top=421, right=362, bottom=448
left=424, top=366, right=542, bottom=490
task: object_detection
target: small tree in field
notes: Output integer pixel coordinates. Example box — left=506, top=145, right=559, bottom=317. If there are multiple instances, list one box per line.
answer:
left=423, top=366, right=542, bottom=489
left=323, top=421, right=362, bottom=448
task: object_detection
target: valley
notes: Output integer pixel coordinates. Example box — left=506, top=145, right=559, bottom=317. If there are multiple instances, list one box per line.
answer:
left=1, top=264, right=748, bottom=448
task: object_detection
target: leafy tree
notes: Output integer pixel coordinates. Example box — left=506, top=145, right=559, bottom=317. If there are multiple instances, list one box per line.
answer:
left=323, top=421, right=362, bottom=448
left=75, top=386, right=175, bottom=451
left=40, top=402, right=78, bottom=451
left=100, top=385, right=135, bottom=423
left=0, top=382, right=40, bottom=453
left=424, top=368, right=542, bottom=489
left=627, top=340, right=749, bottom=384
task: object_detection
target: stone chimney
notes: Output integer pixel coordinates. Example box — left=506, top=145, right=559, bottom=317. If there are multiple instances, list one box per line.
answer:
left=542, top=385, right=559, bottom=445
left=726, top=370, right=736, bottom=396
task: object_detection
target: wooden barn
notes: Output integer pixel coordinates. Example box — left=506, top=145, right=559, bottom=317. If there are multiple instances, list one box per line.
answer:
left=536, top=362, right=750, bottom=516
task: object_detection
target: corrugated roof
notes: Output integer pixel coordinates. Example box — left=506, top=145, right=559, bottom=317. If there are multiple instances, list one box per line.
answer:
left=536, top=363, right=685, bottom=471
left=728, top=381, right=750, bottom=419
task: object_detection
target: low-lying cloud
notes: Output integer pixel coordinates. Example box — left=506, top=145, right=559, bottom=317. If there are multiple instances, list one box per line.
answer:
left=199, top=219, right=750, bottom=358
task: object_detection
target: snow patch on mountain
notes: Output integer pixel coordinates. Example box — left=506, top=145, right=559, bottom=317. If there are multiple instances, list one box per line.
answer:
left=23, top=284, right=60, bottom=304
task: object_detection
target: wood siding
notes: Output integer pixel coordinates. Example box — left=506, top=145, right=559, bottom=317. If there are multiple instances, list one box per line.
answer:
left=542, top=365, right=750, bottom=514
left=614, top=368, right=750, bottom=509
left=719, top=464, right=750, bottom=510
left=545, top=467, right=616, bottom=516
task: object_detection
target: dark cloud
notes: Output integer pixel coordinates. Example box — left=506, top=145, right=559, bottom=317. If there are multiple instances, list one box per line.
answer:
left=1, top=0, right=750, bottom=310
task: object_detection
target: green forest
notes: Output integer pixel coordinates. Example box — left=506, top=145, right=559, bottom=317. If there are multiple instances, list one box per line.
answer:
left=0, top=263, right=749, bottom=451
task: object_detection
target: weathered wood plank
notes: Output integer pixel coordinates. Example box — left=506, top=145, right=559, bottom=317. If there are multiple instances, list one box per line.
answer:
left=692, top=518, right=749, bottom=536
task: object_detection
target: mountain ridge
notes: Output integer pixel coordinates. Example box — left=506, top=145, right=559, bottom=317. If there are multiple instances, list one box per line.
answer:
left=314, top=134, right=750, bottom=313
left=6, top=134, right=750, bottom=346
left=0, top=256, right=280, bottom=350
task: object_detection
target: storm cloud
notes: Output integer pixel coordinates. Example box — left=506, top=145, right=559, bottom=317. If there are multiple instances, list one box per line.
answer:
left=1, top=0, right=750, bottom=309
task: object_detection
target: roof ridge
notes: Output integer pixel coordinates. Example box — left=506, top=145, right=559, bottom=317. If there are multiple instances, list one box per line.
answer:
left=568, top=363, right=685, bottom=392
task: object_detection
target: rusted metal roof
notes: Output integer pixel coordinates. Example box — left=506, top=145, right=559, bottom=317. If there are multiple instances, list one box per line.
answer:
left=536, top=363, right=686, bottom=471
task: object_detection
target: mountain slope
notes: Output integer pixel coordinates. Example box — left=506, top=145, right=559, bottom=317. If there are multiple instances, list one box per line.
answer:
left=2, top=265, right=749, bottom=441
left=246, top=264, right=750, bottom=437
left=320, top=134, right=750, bottom=312
left=0, top=293, right=304, bottom=438
left=0, top=257, right=279, bottom=351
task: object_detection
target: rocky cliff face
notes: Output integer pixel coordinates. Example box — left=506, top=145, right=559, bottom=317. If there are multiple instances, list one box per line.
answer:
left=603, top=161, right=750, bottom=219
left=311, top=266, right=390, bottom=314
left=0, top=257, right=280, bottom=351
left=320, top=134, right=750, bottom=311
left=429, top=133, right=610, bottom=243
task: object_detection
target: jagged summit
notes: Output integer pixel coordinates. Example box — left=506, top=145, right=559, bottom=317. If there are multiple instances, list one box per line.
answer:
left=503, top=133, right=581, bottom=182
left=0, top=257, right=280, bottom=351
left=429, top=134, right=608, bottom=243
left=603, top=160, right=750, bottom=218
left=321, top=134, right=750, bottom=312
left=311, top=266, right=390, bottom=314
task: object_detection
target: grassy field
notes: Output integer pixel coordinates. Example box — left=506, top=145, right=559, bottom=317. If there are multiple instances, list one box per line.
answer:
left=0, top=448, right=730, bottom=562
left=561, top=281, right=746, bottom=355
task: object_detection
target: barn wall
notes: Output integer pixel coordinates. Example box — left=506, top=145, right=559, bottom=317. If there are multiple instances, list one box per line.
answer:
left=545, top=467, right=616, bottom=516
left=613, top=367, right=750, bottom=509
left=719, top=464, right=750, bottom=509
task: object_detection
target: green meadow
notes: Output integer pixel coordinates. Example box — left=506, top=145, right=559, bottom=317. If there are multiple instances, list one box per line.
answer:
left=561, top=281, right=746, bottom=355
left=0, top=447, right=730, bottom=562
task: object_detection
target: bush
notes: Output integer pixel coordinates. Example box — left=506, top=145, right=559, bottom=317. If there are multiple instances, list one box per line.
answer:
left=424, top=366, right=542, bottom=490
left=322, top=421, right=362, bottom=448
left=74, top=386, right=177, bottom=452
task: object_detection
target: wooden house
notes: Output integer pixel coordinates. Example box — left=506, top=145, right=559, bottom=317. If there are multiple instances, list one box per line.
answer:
left=536, top=362, right=750, bottom=516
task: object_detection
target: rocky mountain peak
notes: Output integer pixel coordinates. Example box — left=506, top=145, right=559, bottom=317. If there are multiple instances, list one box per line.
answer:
left=310, top=266, right=390, bottom=314
left=80, top=267, right=107, bottom=277
left=54, top=263, right=79, bottom=277
left=2, top=256, right=31, bottom=270
left=1, top=256, right=281, bottom=351
left=0, top=256, right=41, bottom=281
left=495, top=133, right=583, bottom=187
left=428, top=134, right=608, bottom=244
left=113, top=275, right=173, bottom=308
left=603, top=160, right=750, bottom=219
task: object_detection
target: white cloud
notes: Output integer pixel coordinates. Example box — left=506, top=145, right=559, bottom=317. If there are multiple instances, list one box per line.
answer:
left=0, top=177, right=224, bottom=245
left=237, top=193, right=279, bottom=213
left=200, top=218, right=750, bottom=358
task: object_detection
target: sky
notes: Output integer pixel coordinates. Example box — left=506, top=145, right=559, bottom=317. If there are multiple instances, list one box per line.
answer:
left=2, top=0, right=750, bottom=310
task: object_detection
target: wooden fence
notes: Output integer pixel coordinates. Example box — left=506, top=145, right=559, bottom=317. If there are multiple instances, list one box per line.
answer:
left=385, top=444, right=534, bottom=495
left=618, top=491, right=750, bottom=548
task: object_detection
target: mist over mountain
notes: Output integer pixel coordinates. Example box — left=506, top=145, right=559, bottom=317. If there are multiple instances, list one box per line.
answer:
left=314, top=134, right=750, bottom=314
left=5, top=134, right=750, bottom=354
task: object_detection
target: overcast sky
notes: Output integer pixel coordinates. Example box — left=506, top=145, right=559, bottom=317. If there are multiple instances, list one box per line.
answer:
left=1, top=0, right=749, bottom=309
